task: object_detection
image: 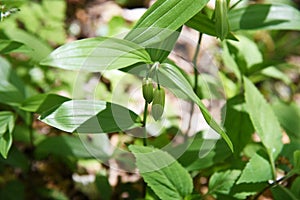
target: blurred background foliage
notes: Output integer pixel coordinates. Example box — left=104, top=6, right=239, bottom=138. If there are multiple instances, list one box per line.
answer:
left=0, top=0, right=300, bottom=199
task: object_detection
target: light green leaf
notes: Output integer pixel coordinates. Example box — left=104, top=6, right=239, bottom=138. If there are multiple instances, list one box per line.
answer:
left=215, top=0, right=230, bottom=40
left=0, top=111, right=15, bottom=158
left=129, top=145, right=193, bottom=200
left=21, top=93, right=70, bottom=113
left=39, top=100, right=142, bottom=133
left=0, top=39, right=32, bottom=54
left=244, top=77, right=283, bottom=165
left=260, top=66, right=292, bottom=85
left=125, top=0, right=210, bottom=46
left=40, top=37, right=152, bottom=72
left=237, top=153, right=273, bottom=184
left=158, top=63, right=233, bottom=151
left=229, top=4, right=300, bottom=31
left=208, top=170, right=241, bottom=195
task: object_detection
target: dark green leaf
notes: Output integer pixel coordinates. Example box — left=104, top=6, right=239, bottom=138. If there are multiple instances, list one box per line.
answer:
left=0, top=39, right=32, bottom=54
left=95, top=174, right=112, bottom=200
left=237, top=152, right=273, bottom=184
left=21, top=93, right=70, bottom=113
left=125, top=0, right=210, bottom=46
left=244, top=77, right=283, bottom=164
left=229, top=4, right=300, bottom=31
left=222, top=95, right=254, bottom=155
left=293, top=150, right=300, bottom=175
left=129, top=145, right=193, bottom=200
left=40, top=37, right=152, bottom=72
left=39, top=100, right=142, bottom=133
left=208, top=170, right=241, bottom=195
left=271, top=185, right=298, bottom=200
left=291, top=177, right=300, bottom=198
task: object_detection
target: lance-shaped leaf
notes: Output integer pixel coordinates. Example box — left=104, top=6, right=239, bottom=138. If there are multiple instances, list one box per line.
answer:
left=214, top=0, right=230, bottom=40
left=129, top=145, right=193, bottom=200
left=229, top=4, right=300, bottom=31
left=244, top=77, right=283, bottom=168
left=39, top=100, right=142, bottom=133
left=158, top=63, right=233, bottom=151
left=125, top=0, right=209, bottom=46
left=40, top=37, right=152, bottom=72
left=0, top=111, right=15, bottom=158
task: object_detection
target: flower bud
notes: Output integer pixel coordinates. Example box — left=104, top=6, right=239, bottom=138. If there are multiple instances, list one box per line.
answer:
left=151, top=87, right=165, bottom=121
left=142, top=78, right=154, bottom=104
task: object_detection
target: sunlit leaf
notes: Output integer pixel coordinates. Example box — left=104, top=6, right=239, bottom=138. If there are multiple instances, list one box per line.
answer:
left=125, top=0, right=209, bottom=46
left=237, top=152, right=273, bottom=184
left=129, top=145, right=193, bottom=200
left=209, top=170, right=241, bottom=195
left=0, top=111, right=15, bottom=158
left=244, top=77, right=283, bottom=164
left=0, top=39, right=32, bottom=54
left=40, top=37, right=152, bottom=72
left=229, top=4, right=300, bottom=31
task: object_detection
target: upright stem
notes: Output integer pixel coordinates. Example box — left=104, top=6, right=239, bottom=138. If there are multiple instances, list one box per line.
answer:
left=142, top=101, right=148, bottom=146
left=186, top=32, right=203, bottom=135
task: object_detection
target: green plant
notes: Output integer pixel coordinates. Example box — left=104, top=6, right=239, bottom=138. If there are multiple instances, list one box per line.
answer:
left=1, top=0, right=300, bottom=199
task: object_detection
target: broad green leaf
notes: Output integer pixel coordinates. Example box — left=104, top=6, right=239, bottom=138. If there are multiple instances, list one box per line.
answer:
left=95, top=174, right=112, bottom=200
left=208, top=170, right=241, bottom=195
left=222, top=95, right=254, bottom=155
left=158, top=63, right=233, bottom=151
left=271, top=185, right=299, bottom=200
left=0, top=111, right=15, bottom=158
left=39, top=100, right=142, bottom=133
left=230, top=182, right=267, bottom=199
left=272, top=102, right=300, bottom=140
left=125, top=0, right=210, bottom=46
left=244, top=77, right=283, bottom=164
left=229, top=4, right=300, bottom=31
left=129, top=145, right=193, bottom=200
left=0, top=39, right=32, bottom=54
left=260, top=66, right=292, bottom=85
left=40, top=37, right=152, bottom=72
left=237, top=152, right=273, bottom=184
left=222, top=41, right=242, bottom=80
left=21, top=93, right=70, bottom=113
left=214, top=0, right=230, bottom=40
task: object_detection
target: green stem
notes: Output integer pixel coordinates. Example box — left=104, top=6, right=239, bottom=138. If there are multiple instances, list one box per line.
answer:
left=142, top=101, right=148, bottom=146
left=186, top=32, right=203, bottom=135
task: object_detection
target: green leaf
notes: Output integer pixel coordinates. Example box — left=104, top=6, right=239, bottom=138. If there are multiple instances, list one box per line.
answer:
left=95, top=174, right=112, bottom=200
left=291, top=177, right=300, bottom=198
left=272, top=102, right=300, bottom=140
left=125, top=0, right=210, bottom=46
left=222, top=95, right=254, bottom=155
left=0, top=57, right=25, bottom=106
left=271, top=185, right=299, bottom=200
left=293, top=150, right=300, bottom=175
left=40, top=37, right=152, bottom=72
left=0, top=39, right=32, bottom=54
left=237, top=152, right=273, bottom=184
left=208, top=170, right=241, bottom=195
left=0, top=111, right=15, bottom=158
left=214, top=0, right=230, bottom=40
left=39, top=100, right=142, bottom=133
left=21, top=93, right=70, bottom=113
left=244, top=77, right=283, bottom=165
left=129, top=145, right=193, bottom=200
left=229, top=4, right=300, bottom=31
left=158, top=63, right=233, bottom=151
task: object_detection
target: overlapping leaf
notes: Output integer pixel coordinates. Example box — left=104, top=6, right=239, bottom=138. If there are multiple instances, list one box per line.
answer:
left=0, top=111, right=15, bottom=158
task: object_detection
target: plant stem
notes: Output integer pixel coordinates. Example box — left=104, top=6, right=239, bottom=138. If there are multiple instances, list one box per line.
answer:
left=186, top=32, right=203, bottom=135
left=142, top=101, right=148, bottom=146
